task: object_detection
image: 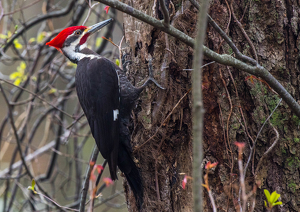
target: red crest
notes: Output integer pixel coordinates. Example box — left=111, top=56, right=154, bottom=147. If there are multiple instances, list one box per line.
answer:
left=46, top=26, right=87, bottom=49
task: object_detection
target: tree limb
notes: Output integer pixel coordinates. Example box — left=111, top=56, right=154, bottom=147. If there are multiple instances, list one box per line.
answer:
left=94, top=0, right=300, bottom=118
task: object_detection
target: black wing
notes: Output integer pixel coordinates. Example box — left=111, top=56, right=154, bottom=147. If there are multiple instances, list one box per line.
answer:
left=76, top=57, right=120, bottom=179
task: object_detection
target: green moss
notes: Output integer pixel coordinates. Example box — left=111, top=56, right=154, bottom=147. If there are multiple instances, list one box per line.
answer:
left=269, top=111, right=286, bottom=126
left=294, top=138, right=300, bottom=143
left=260, top=117, right=266, bottom=124
left=142, top=116, right=151, bottom=124
left=292, top=115, right=300, bottom=125
left=288, top=182, right=297, bottom=193
left=263, top=95, right=286, bottom=127
left=286, top=157, right=300, bottom=168
left=283, top=126, right=288, bottom=135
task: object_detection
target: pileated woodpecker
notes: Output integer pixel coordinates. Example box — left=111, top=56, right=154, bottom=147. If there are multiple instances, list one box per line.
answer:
left=46, top=19, right=164, bottom=209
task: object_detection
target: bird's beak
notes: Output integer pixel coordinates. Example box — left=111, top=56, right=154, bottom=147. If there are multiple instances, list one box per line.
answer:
left=86, top=18, right=113, bottom=34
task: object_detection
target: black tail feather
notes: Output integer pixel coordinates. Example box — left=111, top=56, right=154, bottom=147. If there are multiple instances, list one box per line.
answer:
left=118, top=145, right=143, bottom=210
left=107, top=156, right=118, bottom=181
left=124, top=166, right=143, bottom=209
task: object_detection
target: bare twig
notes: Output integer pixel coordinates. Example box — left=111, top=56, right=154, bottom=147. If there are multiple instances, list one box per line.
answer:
left=159, top=0, right=170, bottom=27
left=79, top=145, right=99, bottom=212
left=192, top=0, right=209, bottom=211
left=244, top=98, right=282, bottom=177
left=230, top=2, right=258, bottom=62
left=0, top=84, right=33, bottom=180
left=3, top=0, right=42, bottom=16
left=255, top=126, right=279, bottom=176
left=82, top=0, right=99, bottom=25
left=0, top=1, right=3, bottom=22
left=207, top=190, right=217, bottom=212
left=0, top=78, right=74, bottom=119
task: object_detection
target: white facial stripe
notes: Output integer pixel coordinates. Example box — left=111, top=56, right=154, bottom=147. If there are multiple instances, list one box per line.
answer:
left=62, top=44, right=100, bottom=61
left=113, top=109, right=119, bottom=121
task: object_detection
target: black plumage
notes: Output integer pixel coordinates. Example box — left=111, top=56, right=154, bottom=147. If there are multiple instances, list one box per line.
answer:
left=75, top=48, right=148, bottom=208
left=46, top=19, right=164, bottom=210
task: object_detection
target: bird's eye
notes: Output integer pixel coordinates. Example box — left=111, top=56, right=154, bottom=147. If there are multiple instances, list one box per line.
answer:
left=75, top=30, right=82, bottom=35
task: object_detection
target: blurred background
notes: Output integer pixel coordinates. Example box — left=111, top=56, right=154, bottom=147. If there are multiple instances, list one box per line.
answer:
left=0, top=0, right=127, bottom=211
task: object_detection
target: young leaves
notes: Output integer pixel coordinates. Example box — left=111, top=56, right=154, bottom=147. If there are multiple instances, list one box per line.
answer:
left=264, top=189, right=282, bottom=210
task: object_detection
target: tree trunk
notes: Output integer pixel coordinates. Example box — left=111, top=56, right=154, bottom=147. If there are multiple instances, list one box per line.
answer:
left=122, top=0, right=196, bottom=211
left=122, top=0, right=300, bottom=211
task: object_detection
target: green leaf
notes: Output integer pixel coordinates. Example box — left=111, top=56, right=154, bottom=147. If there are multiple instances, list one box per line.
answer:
left=9, top=72, right=21, bottom=80
left=264, top=189, right=271, bottom=201
left=14, top=40, right=22, bottom=49
left=29, top=37, right=36, bottom=43
left=14, top=78, right=21, bottom=86
left=31, top=179, right=35, bottom=190
left=115, top=59, right=120, bottom=66
left=95, top=37, right=102, bottom=47
left=48, top=88, right=57, bottom=94
left=37, top=32, right=46, bottom=43
left=27, top=179, right=37, bottom=194
left=7, top=31, right=12, bottom=38
left=20, top=62, right=26, bottom=70
left=273, top=201, right=282, bottom=206
left=14, top=25, right=18, bottom=31
left=0, top=34, right=8, bottom=39
left=270, top=191, right=279, bottom=204
left=264, top=200, right=267, bottom=207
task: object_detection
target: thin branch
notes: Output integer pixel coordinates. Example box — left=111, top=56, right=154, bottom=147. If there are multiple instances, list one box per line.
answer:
left=237, top=149, right=246, bottom=212
left=0, top=0, right=76, bottom=56
left=207, top=190, right=217, bottom=212
left=254, top=126, right=279, bottom=176
left=159, top=0, right=170, bottom=27
left=0, top=84, right=33, bottom=180
left=79, top=145, right=99, bottom=212
left=0, top=78, right=74, bottom=119
left=189, top=0, right=257, bottom=66
left=33, top=190, right=79, bottom=212
left=3, top=0, right=42, bottom=16
left=0, top=1, right=3, bottom=22
left=230, top=2, right=258, bottom=62
left=82, top=0, right=100, bottom=25
left=192, top=0, right=209, bottom=211
left=0, top=141, right=56, bottom=177
left=0, top=172, right=27, bottom=180
left=243, top=98, right=282, bottom=177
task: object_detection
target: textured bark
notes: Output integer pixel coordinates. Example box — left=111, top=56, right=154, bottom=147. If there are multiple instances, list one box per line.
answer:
left=122, top=0, right=195, bottom=211
left=205, top=0, right=300, bottom=211
left=122, top=0, right=300, bottom=211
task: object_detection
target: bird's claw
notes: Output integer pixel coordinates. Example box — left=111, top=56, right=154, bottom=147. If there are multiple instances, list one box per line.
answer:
left=147, top=59, right=165, bottom=90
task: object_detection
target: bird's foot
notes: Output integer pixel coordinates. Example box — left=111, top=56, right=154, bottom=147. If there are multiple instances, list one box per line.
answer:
left=141, top=58, right=165, bottom=90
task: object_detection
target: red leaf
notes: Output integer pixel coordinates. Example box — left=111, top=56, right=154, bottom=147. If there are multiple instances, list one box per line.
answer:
left=104, top=6, right=110, bottom=14
left=234, top=142, right=245, bottom=149
left=103, top=177, right=113, bottom=187
left=205, top=161, right=218, bottom=170
left=182, top=175, right=188, bottom=189
left=96, top=165, right=104, bottom=174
